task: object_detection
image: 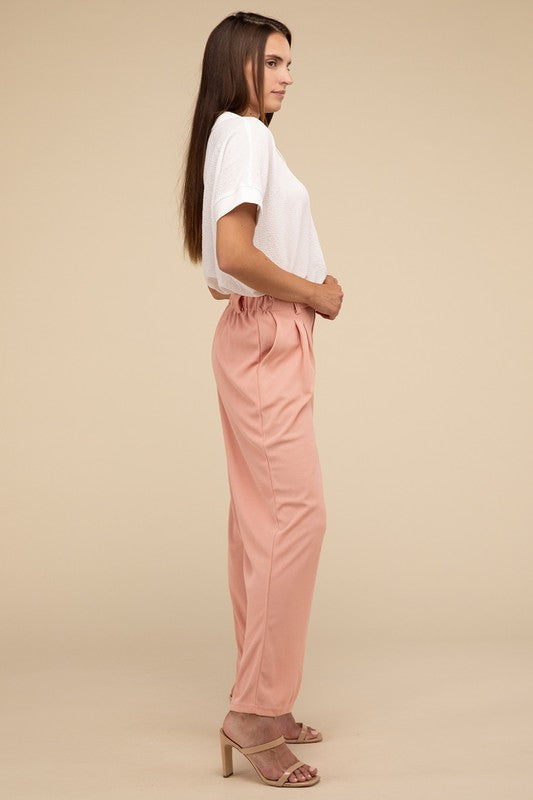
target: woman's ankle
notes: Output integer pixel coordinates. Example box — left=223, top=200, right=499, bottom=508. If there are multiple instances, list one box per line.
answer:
left=227, top=710, right=276, bottom=722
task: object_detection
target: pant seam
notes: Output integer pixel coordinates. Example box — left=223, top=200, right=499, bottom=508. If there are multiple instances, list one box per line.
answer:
left=251, top=315, right=282, bottom=709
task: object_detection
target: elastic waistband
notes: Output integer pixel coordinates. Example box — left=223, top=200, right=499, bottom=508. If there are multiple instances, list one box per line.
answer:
left=228, top=293, right=309, bottom=315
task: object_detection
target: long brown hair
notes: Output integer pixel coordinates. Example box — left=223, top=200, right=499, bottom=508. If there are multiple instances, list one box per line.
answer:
left=178, top=11, right=291, bottom=264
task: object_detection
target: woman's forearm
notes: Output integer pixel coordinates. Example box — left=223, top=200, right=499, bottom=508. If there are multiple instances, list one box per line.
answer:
left=220, top=246, right=319, bottom=306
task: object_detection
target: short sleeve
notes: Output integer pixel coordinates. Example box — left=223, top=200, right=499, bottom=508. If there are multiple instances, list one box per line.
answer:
left=212, top=119, right=271, bottom=223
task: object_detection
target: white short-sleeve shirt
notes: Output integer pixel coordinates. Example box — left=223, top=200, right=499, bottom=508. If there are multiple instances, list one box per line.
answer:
left=202, top=110, right=328, bottom=297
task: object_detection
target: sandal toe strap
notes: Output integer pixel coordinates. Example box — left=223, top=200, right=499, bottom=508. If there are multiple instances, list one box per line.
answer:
left=277, top=759, right=305, bottom=786
left=297, top=723, right=308, bottom=742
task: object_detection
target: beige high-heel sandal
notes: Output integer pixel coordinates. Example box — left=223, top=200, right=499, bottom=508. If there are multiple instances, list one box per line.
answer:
left=229, top=687, right=324, bottom=744
left=219, top=727, right=321, bottom=787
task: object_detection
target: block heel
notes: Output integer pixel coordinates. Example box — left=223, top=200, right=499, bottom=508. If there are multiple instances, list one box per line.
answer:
left=220, top=730, right=233, bottom=777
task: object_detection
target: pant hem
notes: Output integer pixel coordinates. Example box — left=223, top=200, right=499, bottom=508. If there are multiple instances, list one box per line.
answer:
left=229, top=700, right=293, bottom=716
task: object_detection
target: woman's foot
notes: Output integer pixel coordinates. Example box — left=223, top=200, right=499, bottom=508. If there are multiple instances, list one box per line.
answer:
left=222, top=710, right=318, bottom=784
left=275, top=712, right=320, bottom=741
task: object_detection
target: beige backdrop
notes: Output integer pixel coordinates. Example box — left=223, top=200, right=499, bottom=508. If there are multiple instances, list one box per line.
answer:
left=1, top=1, right=532, bottom=798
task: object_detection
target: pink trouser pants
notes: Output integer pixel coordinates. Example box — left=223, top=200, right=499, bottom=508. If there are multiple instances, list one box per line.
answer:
left=211, top=292, right=327, bottom=716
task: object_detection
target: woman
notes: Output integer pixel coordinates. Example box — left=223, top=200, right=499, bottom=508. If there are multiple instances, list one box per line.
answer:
left=180, top=11, right=343, bottom=788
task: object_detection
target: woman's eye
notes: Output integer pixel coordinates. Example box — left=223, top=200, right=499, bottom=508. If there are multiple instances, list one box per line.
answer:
left=266, top=60, right=291, bottom=70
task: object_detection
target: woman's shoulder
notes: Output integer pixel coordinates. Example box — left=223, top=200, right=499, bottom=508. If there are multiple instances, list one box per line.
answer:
left=212, top=111, right=274, bottom=144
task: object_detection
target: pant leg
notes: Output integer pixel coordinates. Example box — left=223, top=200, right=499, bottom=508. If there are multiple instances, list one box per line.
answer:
left=211, top=293, right=327, bottom=716
left=227, top=484, right=246, bottom=678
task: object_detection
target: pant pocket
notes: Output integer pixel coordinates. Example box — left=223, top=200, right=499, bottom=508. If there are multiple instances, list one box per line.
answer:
left=256, top=310, right=278, bottom=366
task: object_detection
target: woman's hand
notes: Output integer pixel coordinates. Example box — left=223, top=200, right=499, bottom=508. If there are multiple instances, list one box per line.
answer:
left=310, top=274, right=344, bottom=320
